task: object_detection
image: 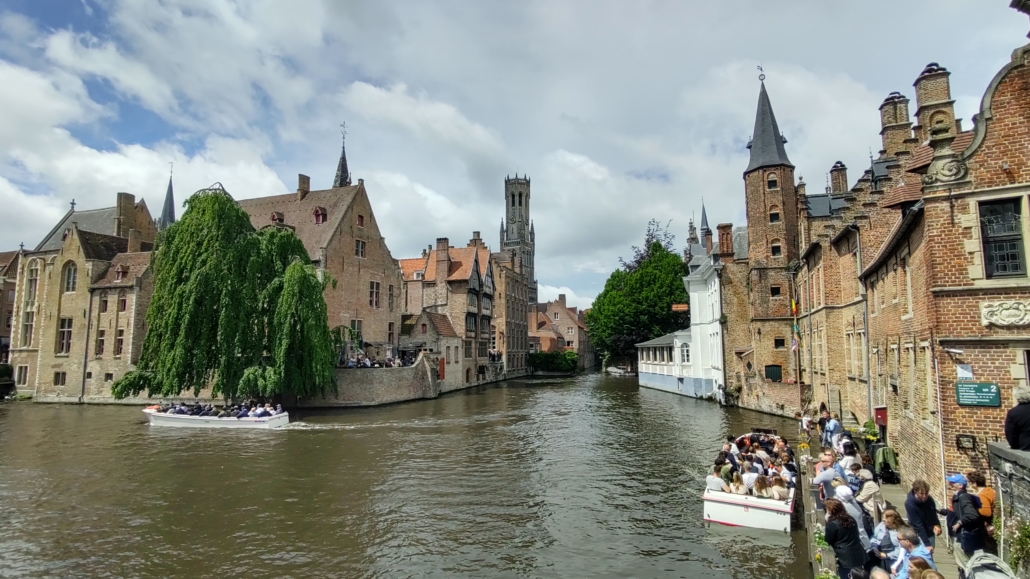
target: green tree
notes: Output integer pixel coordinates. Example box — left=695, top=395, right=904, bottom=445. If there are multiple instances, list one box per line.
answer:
left=586, top=226, right=689, bottom=362
left=112, top=184, right=335, bottom=401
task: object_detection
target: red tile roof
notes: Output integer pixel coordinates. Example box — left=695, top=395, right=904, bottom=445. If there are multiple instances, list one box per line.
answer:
left=878, top=177, right=923, bottom=208
left=420, top=246, right=491, bottom=283
left=399, top=257, right=427, bottom=281
left=93, top=252, right=152, bottom=288
left=237, top=185, right=360, bottom=261
left=906, top=132, right=975, bottom=172
left=425, top=312, right=458, bottom=338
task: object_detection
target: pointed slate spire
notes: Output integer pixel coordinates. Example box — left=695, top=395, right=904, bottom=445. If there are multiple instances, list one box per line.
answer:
left=699, top=202, right=710, bottom=233
left=158, top=173, right=176, bottom=231
left=745, top=82, right=793, bottom=174
left=333, top=123, right=352, bottom=188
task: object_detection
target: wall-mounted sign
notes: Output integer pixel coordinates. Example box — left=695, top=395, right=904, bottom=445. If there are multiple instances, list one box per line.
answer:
left=955, top=381, right=1001, bottom=407
left=956, top=364, right=974, bottom=380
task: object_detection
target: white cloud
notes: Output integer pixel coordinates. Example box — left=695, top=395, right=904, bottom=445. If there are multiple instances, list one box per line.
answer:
left=538, top=284, right=594, bottom=310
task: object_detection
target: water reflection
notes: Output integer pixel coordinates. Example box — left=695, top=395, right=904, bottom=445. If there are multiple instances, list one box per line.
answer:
left=0, top=373, right=806, bottom=578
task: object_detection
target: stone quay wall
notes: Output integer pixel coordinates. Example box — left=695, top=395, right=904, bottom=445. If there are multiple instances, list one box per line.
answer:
left=988, top=442, right=1030, bottom=578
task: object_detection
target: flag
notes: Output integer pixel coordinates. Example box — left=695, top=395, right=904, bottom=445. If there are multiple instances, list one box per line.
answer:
left=791, top=297, right=798, bottom=317
left=791, top=337, right=799, bottom=352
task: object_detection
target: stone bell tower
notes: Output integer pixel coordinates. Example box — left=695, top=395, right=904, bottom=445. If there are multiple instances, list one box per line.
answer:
left=500, top=174, right=537, bottom=303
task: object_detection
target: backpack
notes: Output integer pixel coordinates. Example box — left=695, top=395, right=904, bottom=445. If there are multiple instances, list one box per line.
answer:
left=879, top=462, right=900, bottom=485
left=861, top=507, right=875, bottom=536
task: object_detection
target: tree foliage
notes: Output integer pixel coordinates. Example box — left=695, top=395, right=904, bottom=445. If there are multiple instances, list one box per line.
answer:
left=618, top=219, right=677, bottom=272
left=528, top=350, right=579, bottom=373
left=112, top=185, right=335, bottom=400
left=586, top=225, right=689, bottom=361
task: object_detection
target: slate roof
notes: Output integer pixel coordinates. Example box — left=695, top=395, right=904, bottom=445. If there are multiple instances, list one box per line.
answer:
left=79, top=230, right=129, bottom=261
left=93, top=252, right=151, bottom=288
left=237, top=185, right=361, bottom=262
left=36, top=208, right=118, bottom=252
left=805, top=194, right=850, bottom=218
left=425, top=312, right=458, bottom=338
left=635, top=331, right=678, bottom=347
left=158, top=176, right=176, bottom=230
left=745, top=82, right=793, bottom=173
left=400, top=314, right=417, bottom=337
left=732, top=226, right=749, bottom=259
left=871, top=158, right=891, bottom=180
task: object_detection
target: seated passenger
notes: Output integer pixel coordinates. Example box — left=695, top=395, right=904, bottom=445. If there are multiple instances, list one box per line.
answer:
left=236, top=407, right=251, bottom=419
left=729, top=473, right=748, bottom=495
left=274, top=404, right=285, bottom=415
left=768, top=475, right=790, bottom=500
left=706, top=465, right=730, bottom=493
left=753, top=475, right=772, bottom=498
left=175, top=405, right=189, bottom=415
left=253, top=406, right=270, bottom=418
left=742, top=465, right=759, bottom=491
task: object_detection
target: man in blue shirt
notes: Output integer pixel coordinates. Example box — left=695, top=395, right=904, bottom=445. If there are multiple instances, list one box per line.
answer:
left=894, top=527, right=936, bottom=579
left=821, top=410, right=841, bottom=448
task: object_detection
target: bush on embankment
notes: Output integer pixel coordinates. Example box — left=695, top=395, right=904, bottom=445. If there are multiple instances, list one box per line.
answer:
left=528, top=350, right=579, bottom=373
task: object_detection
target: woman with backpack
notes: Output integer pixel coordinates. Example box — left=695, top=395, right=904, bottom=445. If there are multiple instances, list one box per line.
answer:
left=870, top=509, right=908, bottom=570
left=835, top=485, right=873, bottom=550
left=852, top=464, right=885, bottom=524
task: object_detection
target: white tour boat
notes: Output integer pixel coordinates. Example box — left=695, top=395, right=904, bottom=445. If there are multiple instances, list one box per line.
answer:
left=703, top=487, right=796, bottom=532
left=143, top=408, right=289, bottom=430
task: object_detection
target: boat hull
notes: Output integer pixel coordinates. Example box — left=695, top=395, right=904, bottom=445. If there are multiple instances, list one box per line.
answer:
left=143, top=409, right=289, bottom=429
left=703, top=488, right=794, bottom=532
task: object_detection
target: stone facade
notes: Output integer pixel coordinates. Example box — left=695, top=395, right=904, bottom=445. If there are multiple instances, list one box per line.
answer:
left=0, top=251, right=19, bottom=363
left=719, top=8, right=1030, bottom=503
left=491, top=249, right=529, bottom=373
left=398, top=309, right=464, bottom=392
left=238, top=176, right=404, bottom=362
left=539, top=294, right=594, bottom=369
left=500, top=175, right=538, bottom=303
left=8, top=193, right=157, bottom=398
left=988, top=442, right=1030, bottom=578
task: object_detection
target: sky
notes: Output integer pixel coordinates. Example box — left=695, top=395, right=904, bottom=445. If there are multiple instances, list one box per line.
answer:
left=1, top=1, right=1027, bottom=309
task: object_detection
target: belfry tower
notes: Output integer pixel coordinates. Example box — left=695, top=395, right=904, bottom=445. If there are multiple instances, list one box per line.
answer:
left=500, top=174, right=537, bottom=303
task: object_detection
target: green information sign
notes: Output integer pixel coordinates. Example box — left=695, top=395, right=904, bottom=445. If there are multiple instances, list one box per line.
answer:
left=955, top=381, right=1001, bottom=407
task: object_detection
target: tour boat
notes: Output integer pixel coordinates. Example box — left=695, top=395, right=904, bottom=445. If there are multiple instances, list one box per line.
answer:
left=606, top=366, right=637, bottom=376
left=143, top=409, right=289, bottom=430
left=703, top=487, right=795, bottom=532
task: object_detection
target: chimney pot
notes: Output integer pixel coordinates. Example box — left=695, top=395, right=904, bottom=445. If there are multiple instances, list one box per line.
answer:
left=297, top=174, right=310, bottom=200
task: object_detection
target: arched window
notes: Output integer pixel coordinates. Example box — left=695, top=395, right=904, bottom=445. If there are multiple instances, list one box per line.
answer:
left=118, top=290, right=128, bottom=312
left=767, top=172, right=779, bottom=190
left=466, top=368, right=471, bottom=383
left=518, top=192, right=522, bottom=207
left=770, top=239, right=782, bottom=257
left=421, top=323, right=428, bottom=334
left=99, top=291, right=109, bottom=313
left=511, top=194, right=515, bottom=207
left=769, top=204, right=781, bottom=224
left=63, top=262, right=77, bottom=293
left=25, top=260, right=39, bottom=302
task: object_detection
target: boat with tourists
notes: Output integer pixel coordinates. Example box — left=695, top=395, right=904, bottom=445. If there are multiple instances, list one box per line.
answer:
left=143, top=406, right=289, bottom=430
left=703, top=429, right=797, bottom=533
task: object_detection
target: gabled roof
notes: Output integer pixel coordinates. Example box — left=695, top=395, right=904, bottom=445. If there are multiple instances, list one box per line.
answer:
left=36, top=207, right=117, bottom=252
left=93, top=252, right=151, bottom=288
left=0, top=251, right=18, bottom=274
left=237, top=185, right=360, bottom=261
left=745, top=82, right=793, bottom=173
left=419, top=246, right=491, bottom=283
left=400, top=314, right=417, bottom=336
left=860, top=202, right=924, bottom=280
left=78, top=230, right=129, bottom=261
left=878, top=177, right=923, bottom=208
left=425, top=312, right=458, bottom=338
left=399, top=257, right=428, bottom=281
left=805, top=194, right=849, bottom=217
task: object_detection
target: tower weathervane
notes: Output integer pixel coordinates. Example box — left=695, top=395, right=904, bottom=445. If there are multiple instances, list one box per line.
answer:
left=757, top=64, right=765, bottom=82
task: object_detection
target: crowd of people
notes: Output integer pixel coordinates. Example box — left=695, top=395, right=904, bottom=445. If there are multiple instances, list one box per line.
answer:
left=342, top=354, right=413, bottom=368
left=705, top=433, right=798, bottom=501
left=147, top=401, right=286, bottom=418
left=804, top=414, right=998, bottom=579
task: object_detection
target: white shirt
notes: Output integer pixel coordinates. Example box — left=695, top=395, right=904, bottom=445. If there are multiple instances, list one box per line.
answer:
left=706, top=475, right=727, bottom=492
left=742, top=472, right=759, bottom=490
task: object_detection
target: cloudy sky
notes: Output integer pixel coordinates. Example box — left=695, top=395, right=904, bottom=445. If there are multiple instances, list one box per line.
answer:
left=1, top=1, right=1026, bottom=308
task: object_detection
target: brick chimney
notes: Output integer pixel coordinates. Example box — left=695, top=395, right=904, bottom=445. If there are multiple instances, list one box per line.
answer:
left=717, top=223, right=735, bottom=263
left=912, top=63, right=956, bottom=143
left=297, top=174, right=310, bottom=201
left=558, top=293, right=566, bottom=306
left=829, top=161, right=848, bottom=195
left=127, top=228, right=142, bottom=253
left=434, top=238, right=450, bottom=283
left=703, top=228, right=713, bottom=255
left=879, top=92, right=914, bottom=158
left=468, top=231, right=484, bottom=248
left=114, top=192, right=135, bottom=238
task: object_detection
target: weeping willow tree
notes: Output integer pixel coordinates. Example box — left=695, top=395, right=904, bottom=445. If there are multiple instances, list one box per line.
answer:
left=112, top=184, right=335, bottom=401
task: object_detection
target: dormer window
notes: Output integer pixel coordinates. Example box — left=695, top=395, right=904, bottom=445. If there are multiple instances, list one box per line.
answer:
left=270, top=212, right=284, bottom=224
left=114, top=266, right=126, bottom=281
left=62, top=228, right=71, bottom=241
left=357, top=215, right=365, bottom=227
left=313, top=207, right=327, bottom=225
left=767, top=172, right=779, bottom=190
left=414, top=271, right=424, bottom=280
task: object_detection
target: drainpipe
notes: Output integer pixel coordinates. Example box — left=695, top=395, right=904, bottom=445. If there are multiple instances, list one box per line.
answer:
left=931, top=328, right=949, bottom=505
left=806, top=267, right=816, bottom=406
left=80, top=289, right=94, bottom=403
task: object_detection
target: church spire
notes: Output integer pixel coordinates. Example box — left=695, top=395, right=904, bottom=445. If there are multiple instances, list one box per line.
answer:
left=333, top=122, right=352, bottom=188
left=745, top=81, right=793, bottom=174
left=699, top=201, right=710, bottom=234
left=158, top=165, right=176, bottom=231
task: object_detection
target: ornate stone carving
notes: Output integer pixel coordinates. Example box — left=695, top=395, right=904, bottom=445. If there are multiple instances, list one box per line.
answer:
left=981, top=300, right=1030, bottom=327
left=922, top=124, right=969, bottom=187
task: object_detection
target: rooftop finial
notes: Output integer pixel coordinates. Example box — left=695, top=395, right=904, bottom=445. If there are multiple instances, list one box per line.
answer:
left=757, top=64, right=765, bottom=82
left=169, top=160, right=173, bottom=177
left=333, top=122, right=352, bottom=188
left=19, top=242, right=24, bottom=251
left=70, top=198, right=76, bottom=211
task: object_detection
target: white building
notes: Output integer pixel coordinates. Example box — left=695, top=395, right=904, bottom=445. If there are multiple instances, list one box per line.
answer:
left=636, top=208, right=736, bottom=401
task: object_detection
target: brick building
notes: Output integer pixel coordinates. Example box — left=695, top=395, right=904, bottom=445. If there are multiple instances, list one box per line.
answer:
left=237, top=139, right=404, bottom=362
left=719, top=4, right=1030, bottom=500
left=491, top=249, right=529, bottom=373
left=400, top=233, right=503, bottom=387
left=535, top=294, right=595, bottom=370
left=8, top=191, right=158, bottom=398
left=529, top=309, right=565, bottom=353
left=0, top=251, right=19, bottom=363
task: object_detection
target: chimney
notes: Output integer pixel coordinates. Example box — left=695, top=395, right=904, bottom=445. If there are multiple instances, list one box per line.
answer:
left=421, top=247, right=428, bottom=258
left=469, top=231, right=483, bottom=248
left=717, top=223, right=735, bottom=264
left=434, top=238, right=450, bottom=283
left=558, top=293, right=566, bottom=306
left=796, top=177, right=807, bottom=197
left=114, top=192, right=135, bottom=238
left=358, top=178, right=364, bottom=186
left=879, top=92, right=914, bottom=158
left=703, top=228, right=713, bottom=255
left=829, top=161, right=848, bottom=195
left=912, top=63, right=956, bottom=143
left=297, top=174, right=310, bottom=201
left=127, top=228, right=142, bottom=253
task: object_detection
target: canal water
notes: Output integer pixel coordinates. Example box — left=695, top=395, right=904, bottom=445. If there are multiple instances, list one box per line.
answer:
left=0, top=373, right=808, bottom=578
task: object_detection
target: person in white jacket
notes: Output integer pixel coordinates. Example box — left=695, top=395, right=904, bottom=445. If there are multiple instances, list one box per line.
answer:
left=852, top=465, right=885, bottom=523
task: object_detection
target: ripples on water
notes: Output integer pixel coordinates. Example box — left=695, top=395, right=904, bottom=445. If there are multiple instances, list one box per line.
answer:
left=0, top=374, right=807, bottom=578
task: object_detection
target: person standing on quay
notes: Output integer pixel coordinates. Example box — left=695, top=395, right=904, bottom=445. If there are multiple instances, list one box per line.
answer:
left=824, top=498, right=868, bottom=579
left=904, top=480, right=941, bottom=553
left=1005, top=385, right=1030, bottom=451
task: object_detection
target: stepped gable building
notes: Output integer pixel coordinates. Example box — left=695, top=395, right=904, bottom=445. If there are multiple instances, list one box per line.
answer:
left=491, top=249, right=529, bottom=373
left=500, top=174, right=538, bottom=303
left=533, top=295, right=594, bottom=370
left=721, top=4, right=1030, bottom=499
left=0, top=251, right=20, bottom=363
left=8, top=191, right=158, bottom=398
left=237, top=136, right=403, bottom=362
left=399, top=232, right=503, bottom=389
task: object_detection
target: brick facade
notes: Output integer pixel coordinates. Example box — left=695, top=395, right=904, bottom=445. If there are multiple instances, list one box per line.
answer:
left=491, top=250, right=530, bottom=373
left=539, top=294, right=595, bottom=370
left=0, top=251, right=19, bottom=364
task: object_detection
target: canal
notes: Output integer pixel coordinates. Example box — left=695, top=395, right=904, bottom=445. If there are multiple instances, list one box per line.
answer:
left=0, top=373, right=808, bottom=578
